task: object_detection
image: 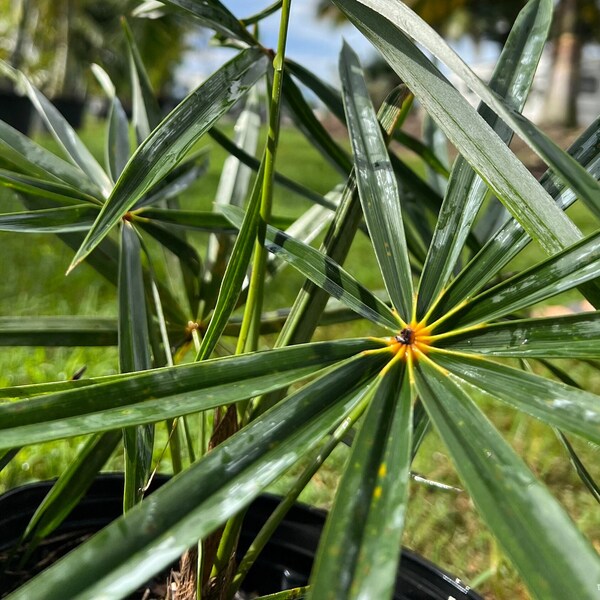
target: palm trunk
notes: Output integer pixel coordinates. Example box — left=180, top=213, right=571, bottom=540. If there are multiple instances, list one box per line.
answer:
left=542, top=0, right=582, bottom=127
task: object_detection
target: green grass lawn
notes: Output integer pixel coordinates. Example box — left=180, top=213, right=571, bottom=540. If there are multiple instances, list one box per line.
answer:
left=0, top=115, right=598, bottom=599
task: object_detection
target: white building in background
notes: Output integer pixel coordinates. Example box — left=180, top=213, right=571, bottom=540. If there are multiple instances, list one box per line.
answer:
left=450, top=43, right=600, bottom=127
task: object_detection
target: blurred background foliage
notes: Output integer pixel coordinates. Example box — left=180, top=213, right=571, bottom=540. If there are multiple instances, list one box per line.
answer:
left=0, top=0, right=189, bottom=99
left=317, top=0, right=600, bottom=126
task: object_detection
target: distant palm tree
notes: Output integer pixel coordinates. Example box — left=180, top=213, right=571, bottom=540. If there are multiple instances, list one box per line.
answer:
left=317, top=0, right=600, bottom=127
left=1, top=0, right=188, bottom=99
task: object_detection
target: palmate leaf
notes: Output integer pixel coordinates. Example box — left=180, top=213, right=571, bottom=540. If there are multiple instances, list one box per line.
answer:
left=416, top=0, right=551, bottom=317
left=433, top=117, right=600, bottom=319
left=339, top=43, right=413, bottom=319
left=435, top=313, right=600, bottom=359
left=69, top=47, right=268, bottom=272
left=414, top=359, right=600, bottom=600
left=332, top=0, right=584, bottom=254
left=9, top=353, right=387, bottom=600
left=445, top=230, right=600, bottom=328
left=335, top=0, right=600, bottom=219
left=0, top=339, right=382, bottom=449
left=222, top=206, right=400, bottom=331
left=308, top=361, right=412, bottom=600
left=431, top=351, right=600, bottom=446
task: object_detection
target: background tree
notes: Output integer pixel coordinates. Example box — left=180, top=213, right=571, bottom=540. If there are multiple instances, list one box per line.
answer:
left=0, top=0, right=189, bottom=100
left=317, top=0, right=600, bottom=127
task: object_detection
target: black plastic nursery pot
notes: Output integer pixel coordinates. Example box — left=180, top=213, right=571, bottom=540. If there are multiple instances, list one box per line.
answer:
left=0, top=474, right=483, bottom=599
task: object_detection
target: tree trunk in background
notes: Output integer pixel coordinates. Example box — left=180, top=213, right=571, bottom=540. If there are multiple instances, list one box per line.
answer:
left=542, top=0, right=582, bottom=127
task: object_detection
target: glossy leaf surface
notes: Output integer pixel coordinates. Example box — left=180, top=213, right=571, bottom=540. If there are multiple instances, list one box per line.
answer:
left=416, top=0, right=551, bottom=316
left=335, top=0, right=600, bottom=218
left=339, top=43, right=413, bottom=319
left=0, top=205, right=97, bottom=233
left=434, top=118, right=600, bottom=318
left=222, top=206, right=400, bottom=331
left=10, top=354, right=386, bottom=599
left=436, top=313, right=600, bottom=358
left=415, top=359, right=600, bottom=600
left=70, top=48, right=268, bottom=271
left=0, top=339, right=382, bottom=449
left=332, top=0, right=583, bottom=254
left=448, top=231, right=600, bottom=327
left=0, top=120, right=101, bottom=198
left=432, top=352, right=600, bottom=445
left=0, top=317, right=117, bottom=346
left=309, top=361, right=412, bottom=599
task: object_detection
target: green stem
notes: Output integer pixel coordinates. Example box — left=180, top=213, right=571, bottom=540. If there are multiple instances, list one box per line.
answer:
left=214, top=0, right=294, bottom=584
left=236, top=0, right=293, bottom=355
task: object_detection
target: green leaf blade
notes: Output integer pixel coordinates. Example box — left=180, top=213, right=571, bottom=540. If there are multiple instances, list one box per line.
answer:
left=416, top=0, right=551, bottom=317
left=222, top=205, right=400, bottom=331
left=436, top=313, right=600, bottom=359
left=9, top=353, right=387, bottom=600
left=0, top=120, right=102, bottom=198
left=5, top=65, right=112, bottom=197
left=336, top=0, right=600, bottom=219
left=119, top=223, right=154, bottom=509
left=339, top=42, right=413, bottom=320
left=69, top=48, right=268, bottom=272
left=434, top=117, right=600, bottom=318
left=0, top=339, right=382, bottom=449
left=332, top=0, right=583, bottom=254
left=0, top=205, right=98, bottom=234
left=309, top=361, right=412, bottom=600
left=431, top=352, right=600, bottom=446
left=415, top=358, right=600, bottom=600
left=0, top=317, right=117, bottom=346
left=448, top=231, right=600, bottom=328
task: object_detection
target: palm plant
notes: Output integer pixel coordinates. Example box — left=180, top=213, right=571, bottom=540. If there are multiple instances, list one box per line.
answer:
left=0, top=1, right=599, bottom=599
